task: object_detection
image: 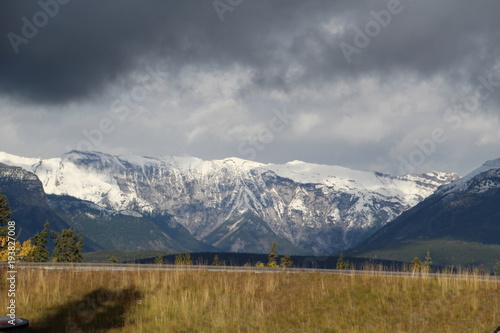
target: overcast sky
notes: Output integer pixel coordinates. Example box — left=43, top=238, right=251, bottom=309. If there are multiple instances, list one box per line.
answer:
left=1, top=0, right=500, bottom=176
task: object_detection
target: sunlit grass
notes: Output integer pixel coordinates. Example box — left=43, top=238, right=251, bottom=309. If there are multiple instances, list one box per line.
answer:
left=1, top=267, right=498, bottom=332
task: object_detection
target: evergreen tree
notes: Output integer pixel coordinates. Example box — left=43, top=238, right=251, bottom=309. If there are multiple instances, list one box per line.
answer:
left=175, top=253, right=182, bottom=265
left=280, top=254, right=293, bottom=268
left=267, top=241, right=279, bottom=267
left=0, top=190, right=11, bottom=226
left=108, top=256, right=118, bottom=263
left=410, top=257, right=423, bottom=273
left=424, top=250, right=432, bottom=272
left=212, top=255, right=222, bottom=266
left=51, top=228, right=84, bottom=262
left=175, top=251, right=192, bottom=265
left=183, top=252, right=192, bottom=265
left=494, top=260, right=500, bottom=276
left=32, top=220, right=50, bottom=262
left=154, top=255, right=164, bottom=265
left=336, top=252, right=350, bottom=270
left=0, top=191, right=11, bottom=238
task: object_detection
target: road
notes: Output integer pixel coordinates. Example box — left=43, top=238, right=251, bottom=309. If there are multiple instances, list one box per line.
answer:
left=3, top=262, right=499, bottom=282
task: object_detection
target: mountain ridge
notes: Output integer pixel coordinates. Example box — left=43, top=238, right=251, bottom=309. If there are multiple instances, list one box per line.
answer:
left=0, top=150, right=459, bottom=254
left=349, top=158, right=500, bottom=270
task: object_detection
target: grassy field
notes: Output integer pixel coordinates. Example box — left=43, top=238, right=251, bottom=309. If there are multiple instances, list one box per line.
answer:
left=1, top=267, right=498, bottom=332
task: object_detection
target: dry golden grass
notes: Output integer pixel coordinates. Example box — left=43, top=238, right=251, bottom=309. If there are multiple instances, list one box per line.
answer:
left=1, top=267, right=498, bottom=332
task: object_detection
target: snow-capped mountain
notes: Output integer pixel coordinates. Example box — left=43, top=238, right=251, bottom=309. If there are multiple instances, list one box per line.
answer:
left=352, top=157, right=500, bottom=270
left=0, top=162, right=215, bottom=252
left=0, top=150, right=459, bottom=254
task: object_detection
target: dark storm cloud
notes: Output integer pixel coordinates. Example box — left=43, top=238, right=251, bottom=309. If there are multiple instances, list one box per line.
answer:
left=0, top=0, right=209, bottom=103
left=1, top=0, right=500, bottom=105
left=0, top=0, right=344, bottom=104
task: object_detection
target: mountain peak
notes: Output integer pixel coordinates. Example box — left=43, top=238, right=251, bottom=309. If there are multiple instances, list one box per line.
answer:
left=483, top=157, right=500, bottom=168
left=438, top=156, right=500, bottom=195
left=286, top=160, right=307, bottom=165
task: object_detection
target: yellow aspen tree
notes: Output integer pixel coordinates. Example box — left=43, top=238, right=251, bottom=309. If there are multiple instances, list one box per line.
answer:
left=0, top=236, right=36, bottom=262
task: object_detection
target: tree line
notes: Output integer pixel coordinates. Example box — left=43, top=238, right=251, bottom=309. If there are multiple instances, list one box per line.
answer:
left=152, top=241, right=294, bottom=268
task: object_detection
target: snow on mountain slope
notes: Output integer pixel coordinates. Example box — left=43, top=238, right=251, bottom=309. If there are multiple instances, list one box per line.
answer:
left=0, top=150, right=459, bottom=254
left=437, top=158, right=500, bottom=196
left=264, top=161, right=452, bottom=206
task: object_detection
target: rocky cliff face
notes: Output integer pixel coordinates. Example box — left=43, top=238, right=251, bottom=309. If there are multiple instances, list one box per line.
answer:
left=0, top=151, right=459, bottom=254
